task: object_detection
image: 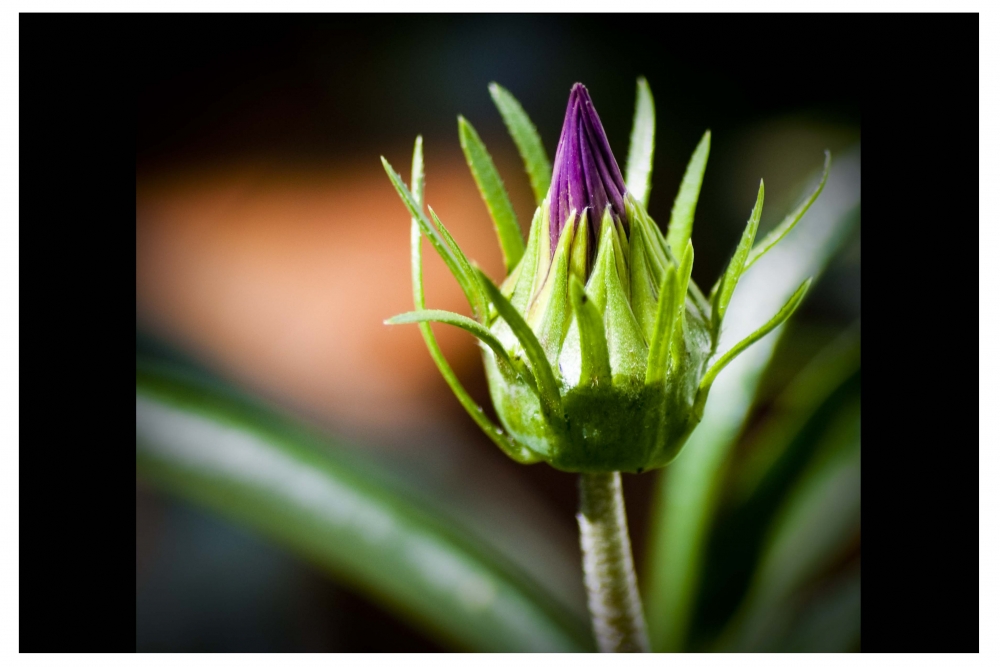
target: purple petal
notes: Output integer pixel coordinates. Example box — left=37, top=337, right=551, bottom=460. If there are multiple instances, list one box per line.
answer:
left=547, top=83, right=628, bottom=261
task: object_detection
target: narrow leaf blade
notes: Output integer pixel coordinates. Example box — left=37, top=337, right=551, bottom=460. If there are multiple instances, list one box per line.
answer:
left=489, top=82, right=551, bottom=205
left=458, top=116, right=525, bottom=272
left=625, top=76, right=656, bottom=208
left=136, top=365, right=587, bottom=652
left=665, top=130, right=711, bottom=254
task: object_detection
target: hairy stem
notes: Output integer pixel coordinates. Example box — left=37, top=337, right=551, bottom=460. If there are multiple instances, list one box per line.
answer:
left=577, top=472, right=650, bottom=652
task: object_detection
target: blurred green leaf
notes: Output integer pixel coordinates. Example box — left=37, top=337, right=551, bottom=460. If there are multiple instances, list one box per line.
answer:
left=136, top=362, right=591, bottom=652
left=489, top=82, right=551, bottom=206
left=688, top=328, right=860, bottom=647
left=625, top=76, right=656, bottom=208
left=458, top=115, right=525, bottom=272
left=643, top=147, right=860, bottom=652
left=717, top=399, right=860, bottom=651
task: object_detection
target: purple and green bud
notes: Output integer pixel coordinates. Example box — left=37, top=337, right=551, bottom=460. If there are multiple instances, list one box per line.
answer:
left=384, top=80, right=828, bottom=473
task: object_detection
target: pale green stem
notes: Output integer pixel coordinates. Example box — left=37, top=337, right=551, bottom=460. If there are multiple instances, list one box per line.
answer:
left=577, top=472, right=650, bottom=652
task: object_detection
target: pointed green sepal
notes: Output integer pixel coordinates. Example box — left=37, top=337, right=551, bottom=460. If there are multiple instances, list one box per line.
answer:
left=383, top=156, right=484, bottom=316
left=671, top=241, right=694, bottom=367
left=386, top=310, right=537, bottom=393
left=744, top=151, right=831, bottom=271
left=625, top=76, right=656, bottom=208
left=644, top=263, right=678, bottom=385
left=458, top=116, right=525, bottom=272
left=476, top=268, right=563, bottom=418
left=699, top=277, right=813, bottom=396
left=428, top=207, right=488, bottom=319
left=569, top=275, right=613, bottom=388
left=712, top=180, right=764, bottom=331
left=401, top=142, right=538, bottom=464
left=488, top=82, right=551, bottom=206
left=665, top=130, right=711, bottom=255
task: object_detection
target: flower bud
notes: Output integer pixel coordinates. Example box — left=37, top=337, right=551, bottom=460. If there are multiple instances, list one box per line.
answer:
left=385, top=81, right=826, bottom=473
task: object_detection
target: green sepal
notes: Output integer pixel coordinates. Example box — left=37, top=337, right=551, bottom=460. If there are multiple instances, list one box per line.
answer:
left=670, top=241, right=695, bottom=369
left=698, top=277, right=813, bottom=408
left=458, top=115, right=525, bottom=272
left=501, top=205, right=544, bottom=312
left=625, top=76, right=656, bottom=208
left=628, top=228, right=660, bottom=344
left=476, top=268, right=563, bottom=419
left=569, top=275, right=613, bottom=388
left=488, top=82, right=551, bottom=206
left=428, top=206, right=488, bottom=320
left=665, top=130, right=711, bottom=255
left=402, top=142, right=537, bottom=464
left=744, top=151, right=831, bottom=271
left=711, top=180, right=764, bottom=332
left=383, top=156, right=484, bottom=317
left=644, top=262, right=678, bottom=385
left=386, top=310, right=537, bottom=393
left=526, top=213, right=577, bottom=362
left=588, top=215, right=648, bottom=385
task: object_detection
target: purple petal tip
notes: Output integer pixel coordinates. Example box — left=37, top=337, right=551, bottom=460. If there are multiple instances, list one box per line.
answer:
left=548, top=83, right=627, bottom=260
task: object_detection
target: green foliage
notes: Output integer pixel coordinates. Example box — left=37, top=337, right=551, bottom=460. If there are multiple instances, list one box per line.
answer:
left=644, top=152, right=860, bottom=652
left=136, top=362, right=591, bottom=652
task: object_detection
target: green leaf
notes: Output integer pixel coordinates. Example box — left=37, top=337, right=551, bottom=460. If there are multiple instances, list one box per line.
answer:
left=744, top=151, right=831, bottom=271
left=489, top=82, right=551, bottom=206
left=625, top=76, right=656, bottom=208
left=720, top=401, right=860, bottom=651
left=383, top=156, right=484, bottom=318
left=386, top=309, right=536, bottom=393
left=699, top=278, right=812, bottom=397
left=692, top=332, right=860, bottom=646
left=475, top=268, right=562, bottom=418
left=665, top=130, right=711, bottom=255
left=569, top=275, right=612, bottom=387
left=458, top=116, right=525, bottom=272
left=712, top=180, right=764, bottom=331
left=136, top=364, right=589, bottom=652
left=643, top=147, right=860, bottom=653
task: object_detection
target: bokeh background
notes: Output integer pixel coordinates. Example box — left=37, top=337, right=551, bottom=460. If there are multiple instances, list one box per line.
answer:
left=136, top=15, right=860, bottom=651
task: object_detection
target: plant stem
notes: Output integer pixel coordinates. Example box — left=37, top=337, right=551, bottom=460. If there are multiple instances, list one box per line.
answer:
left=577, top=472, right=650, bottom=652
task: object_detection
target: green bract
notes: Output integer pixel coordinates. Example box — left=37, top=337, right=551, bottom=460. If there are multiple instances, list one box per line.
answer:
left=383, top=80, right=829, bottom=473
